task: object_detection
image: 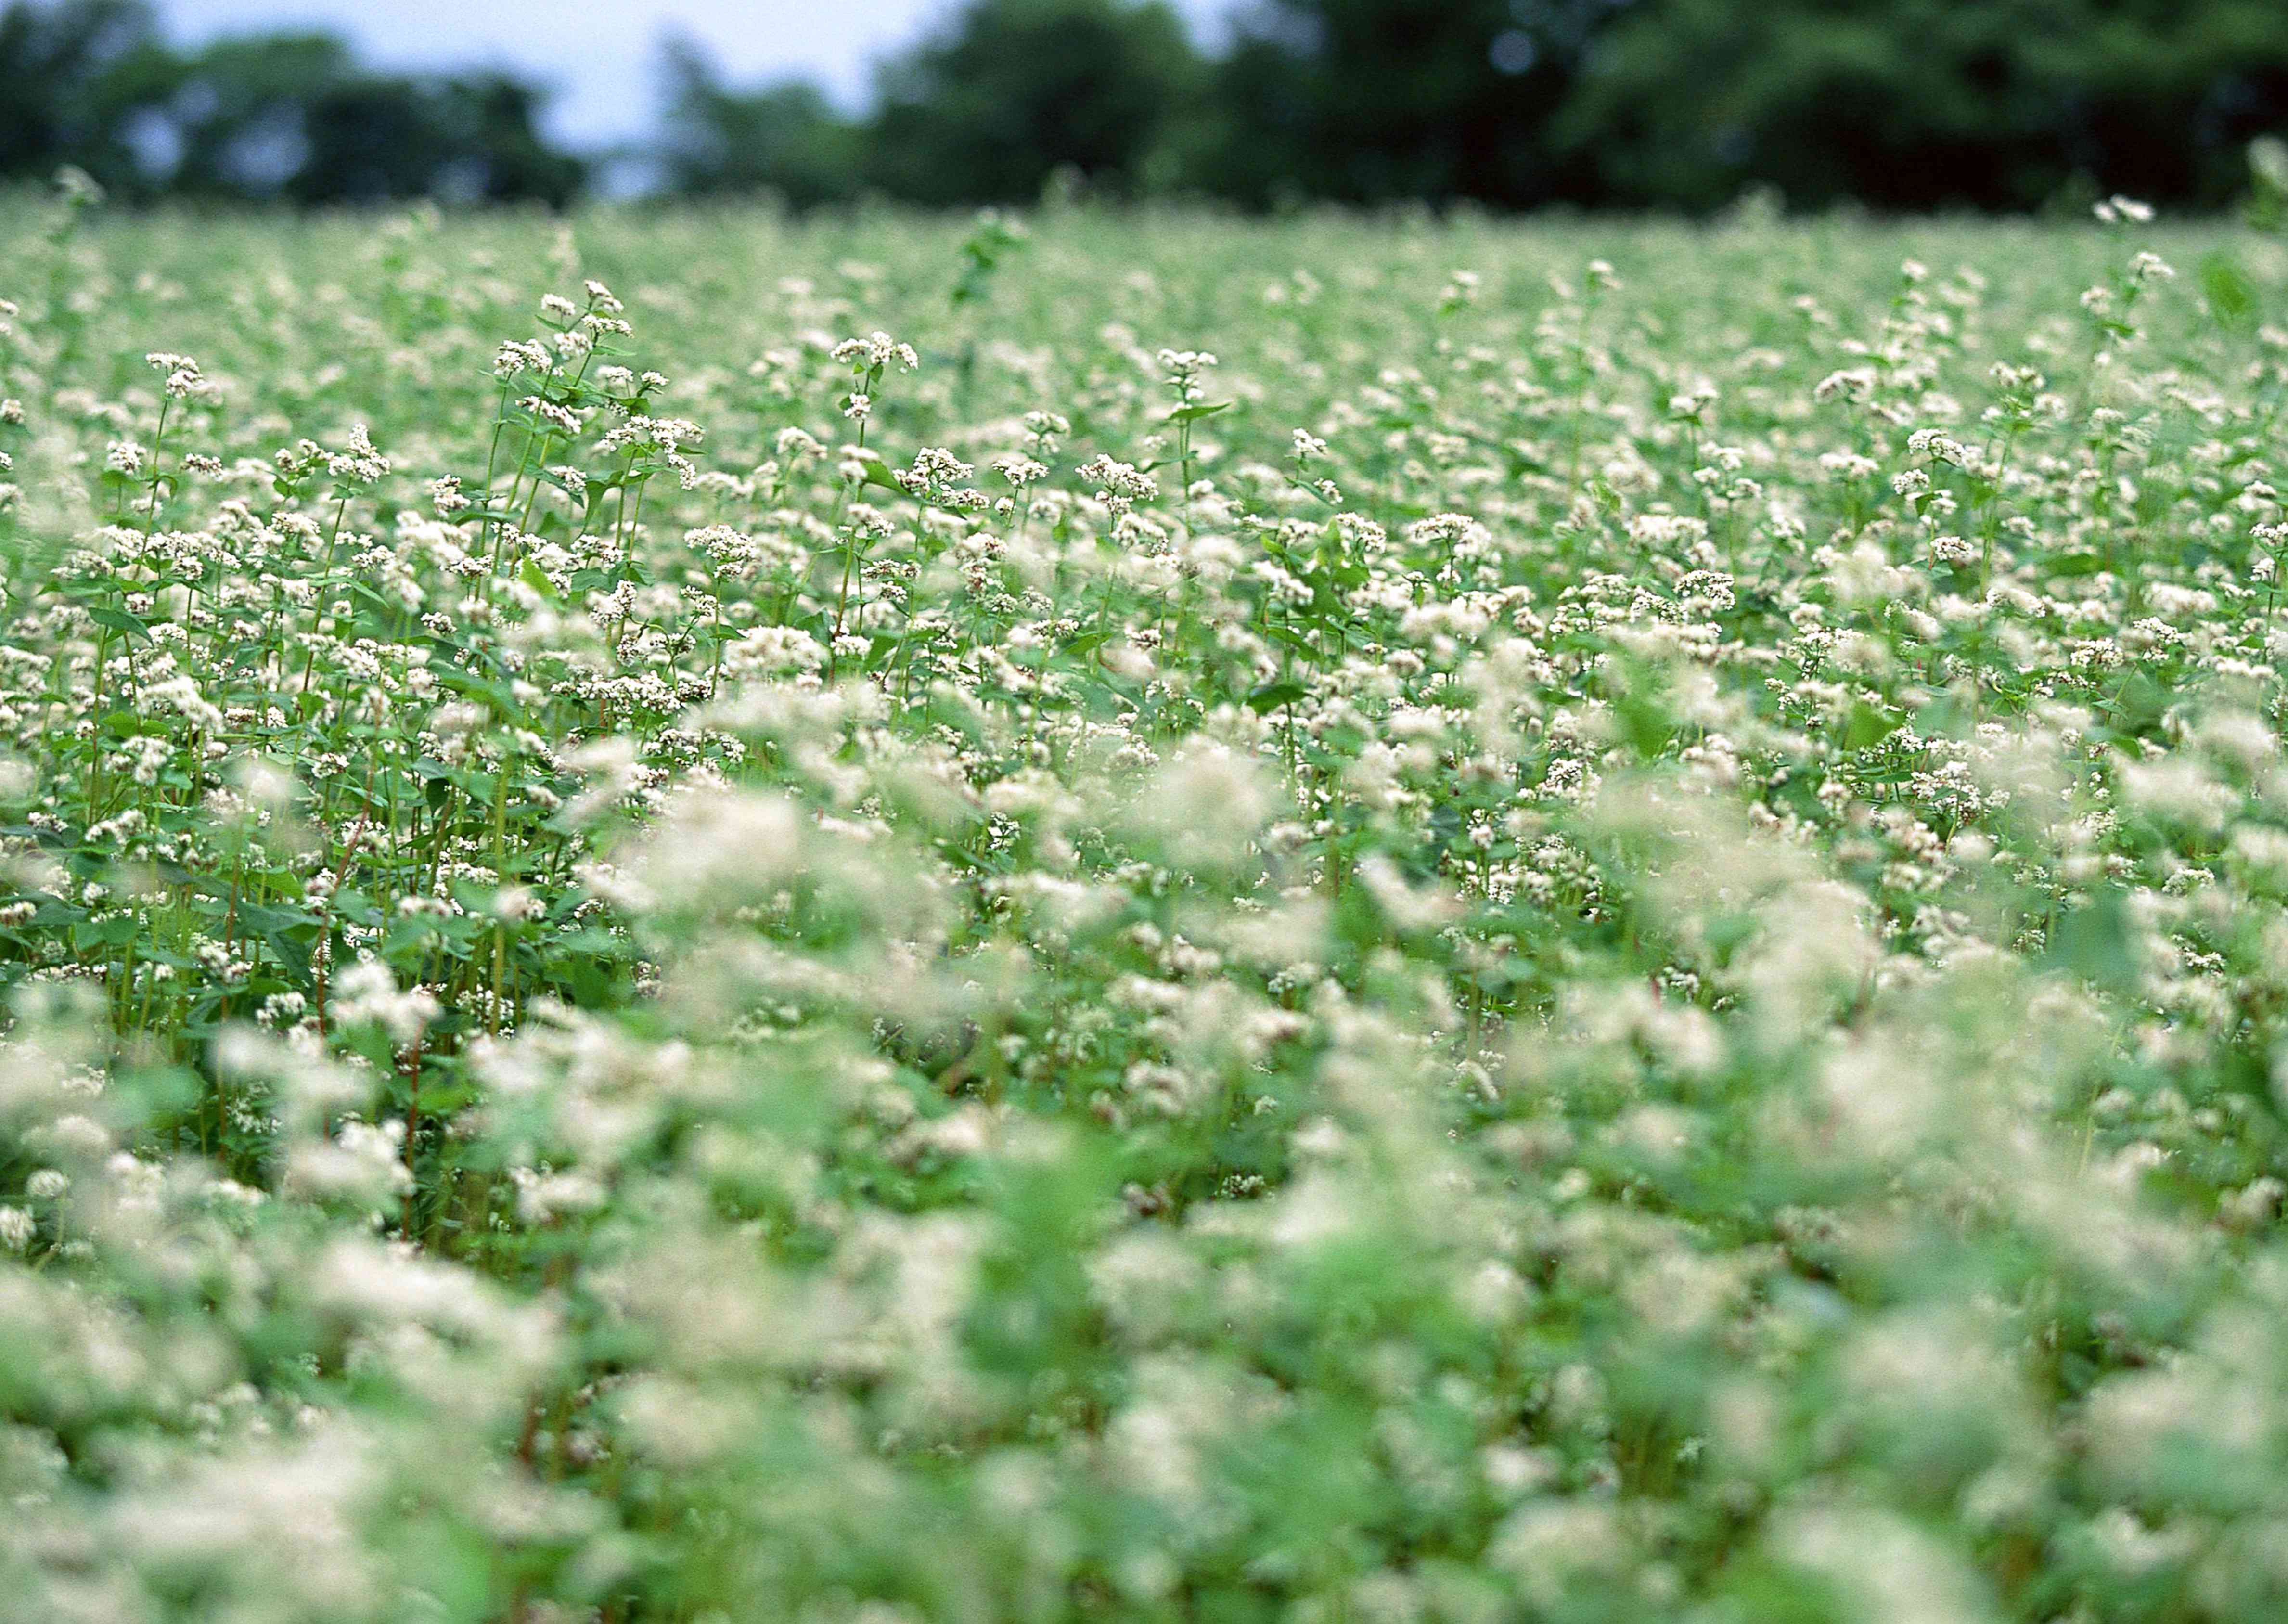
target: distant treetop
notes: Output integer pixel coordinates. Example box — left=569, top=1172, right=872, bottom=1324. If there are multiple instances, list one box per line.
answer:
left=2, top=0, right=2284, bottom=211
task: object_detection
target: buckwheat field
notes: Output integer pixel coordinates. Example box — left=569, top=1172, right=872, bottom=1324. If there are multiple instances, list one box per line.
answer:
left=5, top=185, right=2288, bottom=1624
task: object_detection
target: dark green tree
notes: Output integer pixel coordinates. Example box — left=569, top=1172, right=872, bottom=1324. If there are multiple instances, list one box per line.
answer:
left=1554, top=0, right=2288, bottom=211
left=288, top=71, right=583, bottom=206
left=863, top=0, right=1202, bottom=205
left=657, top=34, right=864, bottom=206
left=0, top=0, right=582, bottom=204
left=1191, top=0, right=1624, bottom=207
left=161, top=33, right=356, bottom=196
left=445, top=75, right=587, bottom=207
left=0, top=0, right=176, bottom=194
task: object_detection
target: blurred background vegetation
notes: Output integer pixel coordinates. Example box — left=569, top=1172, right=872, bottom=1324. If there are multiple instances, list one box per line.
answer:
left=4, top=0, right=2287, bottom=212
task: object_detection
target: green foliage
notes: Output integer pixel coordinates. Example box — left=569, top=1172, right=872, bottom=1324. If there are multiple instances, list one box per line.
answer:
left=0, top=0, right=583, bottom=205
left=8, top=0, right=2288, bottom=213
left=1192, top=0, right=1612, bottom=207
left=865, top=0, right=1202, bottom=205
left=657, top=37, right=867, bottom=208
left=2251, top=134, right=2288, bottom=232
left=1558, top=0, right=2288, bottom=211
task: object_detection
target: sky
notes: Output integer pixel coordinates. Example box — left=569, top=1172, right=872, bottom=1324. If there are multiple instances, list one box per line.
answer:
left=155, top=0, right=1238, bottom=152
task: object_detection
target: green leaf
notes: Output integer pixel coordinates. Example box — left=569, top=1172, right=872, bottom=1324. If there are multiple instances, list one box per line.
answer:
left=434, top=665, right=522, bottom=718
left=2201, top=251, right=2259, bottom=331
left=1247, top=680, right=1309, bottom=713
left=1616, top=688, right=1672, bottom=759
left=1166, top=400, right=1234, bottom=425
left=1843, top=701, right=1901, bottom=751
left=2048, top=889, right=2141, bottom=996
left=88, top=606, right=152, bottom=642
left=843, top=446, right=904, bottom=494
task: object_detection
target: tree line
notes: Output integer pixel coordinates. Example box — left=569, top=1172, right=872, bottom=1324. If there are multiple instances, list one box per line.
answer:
left=7, top=0, right=2287, bottom=212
